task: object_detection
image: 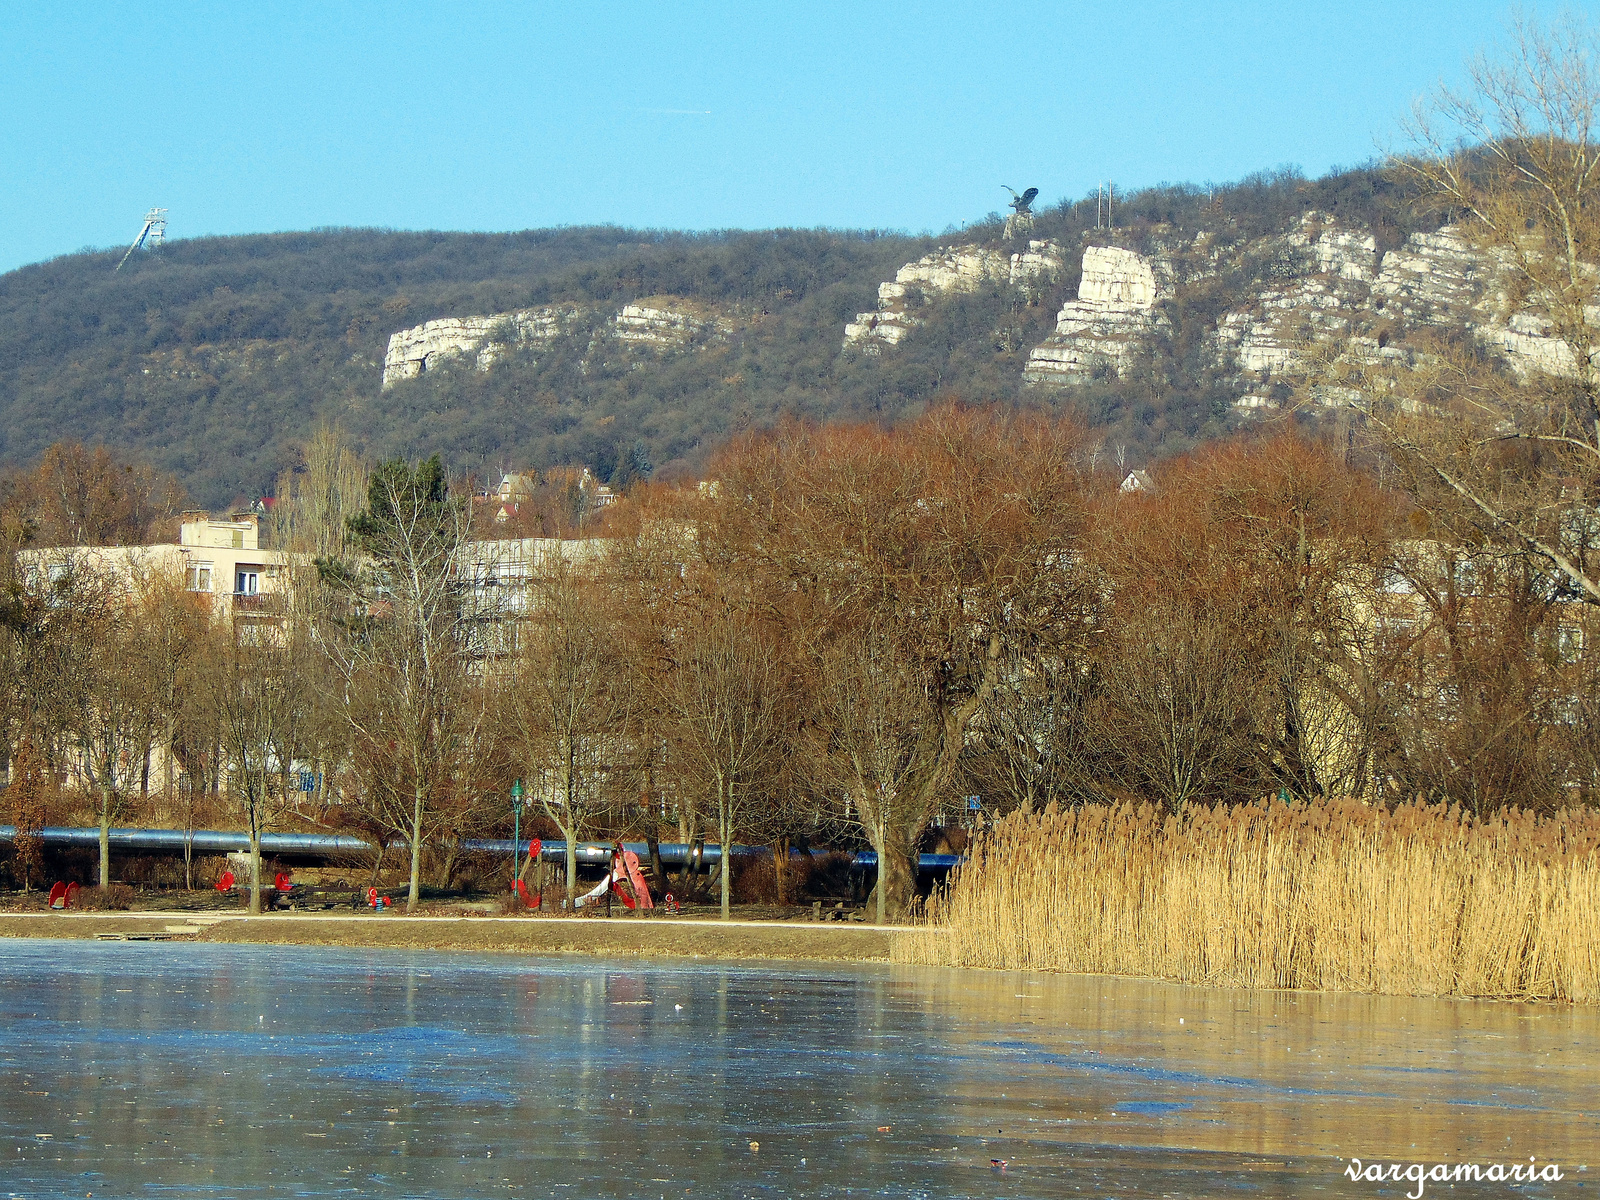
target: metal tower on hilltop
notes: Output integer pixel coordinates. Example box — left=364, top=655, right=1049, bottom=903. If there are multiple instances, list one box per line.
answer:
left=114, top=207, right=167, bottom=272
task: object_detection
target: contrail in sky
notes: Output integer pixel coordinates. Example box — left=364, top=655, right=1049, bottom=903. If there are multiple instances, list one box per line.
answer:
left=634, top=108, right=712, bottom=115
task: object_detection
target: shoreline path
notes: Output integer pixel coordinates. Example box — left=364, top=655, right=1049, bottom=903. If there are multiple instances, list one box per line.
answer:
left=0, top=910, right=905, bottom=962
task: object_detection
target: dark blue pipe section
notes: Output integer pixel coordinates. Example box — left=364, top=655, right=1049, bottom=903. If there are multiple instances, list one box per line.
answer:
left=0, top=827, right=963, bottom=874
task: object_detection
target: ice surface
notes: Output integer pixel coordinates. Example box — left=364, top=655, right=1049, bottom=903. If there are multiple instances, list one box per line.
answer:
left=0, top=942, right=1592, bottom=1198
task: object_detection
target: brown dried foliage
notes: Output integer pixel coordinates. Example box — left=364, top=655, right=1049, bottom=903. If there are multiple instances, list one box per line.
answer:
left=904, top=797, right=1600, bottom=1002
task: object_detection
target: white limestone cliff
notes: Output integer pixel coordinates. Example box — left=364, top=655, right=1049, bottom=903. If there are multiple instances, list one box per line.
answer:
left=1209, top=215, right=1379, bottom=404
left=383, top=298, right=738, bottom=387
left=382, top=307, right=581, bottom=388
left=844, top=241, right=1065, bottom=351
left=612, top=300, right=734, bottom=348
left=1022, top=246, right=1170, bottom=384
left=1211, top=217, right=1587, bottom=407
left=1370, top=228, right=1483, bottom=319
left=1376, top=231, right=1592, bottom=379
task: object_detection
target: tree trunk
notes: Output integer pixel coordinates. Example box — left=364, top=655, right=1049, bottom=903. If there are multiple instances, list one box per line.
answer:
left=706, top=858, right=722, bottom=903
left=98, top=803, right=111, bottom=889
left=867, top=825, right=918, bottom=925
left=771, top=837, right=789, bottom=906
left=183, top=789, right=194, bottom=890
left=438, top=839, right=461, bottom=893
left=407, top=790, right=424, bottom=913
left=565, top=827, right=579, bottom=911
left=248, top=829, right=263, bottom=915
left=720, top=837, right=732, bottom=920
left=675, top=805, right=692, bottom=889
left=369, top=840, right=387, bottom=889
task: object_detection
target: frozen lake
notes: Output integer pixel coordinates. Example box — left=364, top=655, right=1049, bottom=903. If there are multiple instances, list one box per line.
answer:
left=0, top=941, right=1594, bottom=1198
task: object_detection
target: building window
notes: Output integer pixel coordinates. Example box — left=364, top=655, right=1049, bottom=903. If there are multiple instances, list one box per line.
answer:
left=187, top=563, right=214, bottom=592
left=236, top=569, right=259, bottom=595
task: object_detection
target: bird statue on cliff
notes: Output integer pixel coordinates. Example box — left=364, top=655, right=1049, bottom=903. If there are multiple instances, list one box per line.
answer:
left=1003, top=186, right=1039, bottom=214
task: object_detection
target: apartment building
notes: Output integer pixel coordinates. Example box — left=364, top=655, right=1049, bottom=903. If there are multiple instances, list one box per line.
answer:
left=171, top=512, right=290, bottom=619
left=17, top=511, right=292, bottom=630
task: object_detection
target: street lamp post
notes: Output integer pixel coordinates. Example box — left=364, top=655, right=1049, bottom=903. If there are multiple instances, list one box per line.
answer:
left=511, top=778, right=525, bottom=892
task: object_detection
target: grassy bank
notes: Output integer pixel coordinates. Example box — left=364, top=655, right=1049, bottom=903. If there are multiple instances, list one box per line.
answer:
left=0, top=911, right=896, bottom=963
left=895, top=798, right=1600, bottom=1003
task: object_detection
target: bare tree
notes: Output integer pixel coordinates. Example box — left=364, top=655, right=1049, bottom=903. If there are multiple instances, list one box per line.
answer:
left=1084, top=434, right=1396, bottom=809
left=275, top=423, right=368, bottom=562
left=1369, top=542, right=1570, bottom=813
left=1353, top=15, right=1600, bottom=606
left=1089, top=597, right=1269, bottom=812
left=6, top=443, right=185, bottom=548
left=132, top=571, right=212, bottom=812
left=652, top=593, right=790, bottom=920
left=509, top=558, right=629, bottom=909
left=318, top=456, right=476, bottom=912
left=198, top=622, right=313, bottom=913
left=805, top=629, right=937, bottom=924
left=6, top=734, right=47, bottom=890
left=959, top=651, right=1097, bottom=816
left=706, top=405, right=1095, bottom=919
left=48, top=563, right=162, bottom=887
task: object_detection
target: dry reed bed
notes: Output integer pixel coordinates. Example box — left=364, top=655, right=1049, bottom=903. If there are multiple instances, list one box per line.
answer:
left=897, top=798, right=1600, bottom=1002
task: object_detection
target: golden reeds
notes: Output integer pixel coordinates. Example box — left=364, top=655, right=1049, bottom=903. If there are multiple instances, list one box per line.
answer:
left=897, top=798, right=1600, bottom=1002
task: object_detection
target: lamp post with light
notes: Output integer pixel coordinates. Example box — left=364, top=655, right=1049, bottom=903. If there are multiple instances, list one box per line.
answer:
left=510, top=778, right=525, bottom=891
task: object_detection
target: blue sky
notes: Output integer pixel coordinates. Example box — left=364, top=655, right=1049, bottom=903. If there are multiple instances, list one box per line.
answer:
left=0, top=1, right=1582, bottom=274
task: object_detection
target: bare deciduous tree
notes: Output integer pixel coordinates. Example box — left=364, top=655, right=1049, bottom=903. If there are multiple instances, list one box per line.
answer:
left=508, top=558, right=629, bottom=908
left=318, top=456, right=476, bottom=912
left=48, top=563, right=163, bottom=887
left=6, top=733, right=47, bottom=890
left=1350, top=15, right=1600, bottom=606
left=198, top=623, right=313, bottom=913
left=806, top=628, right=936, bottom=923
left=652, top=593, right=790, bottom=920
left=705, top=405, right=1094, bottom=919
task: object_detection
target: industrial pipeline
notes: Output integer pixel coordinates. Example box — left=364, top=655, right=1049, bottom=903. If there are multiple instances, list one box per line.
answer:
left=0, top=826, right=962, bottom=875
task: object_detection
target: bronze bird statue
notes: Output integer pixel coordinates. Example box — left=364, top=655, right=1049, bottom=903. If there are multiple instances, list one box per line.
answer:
left=1003, top=186, right=1039, bottom=214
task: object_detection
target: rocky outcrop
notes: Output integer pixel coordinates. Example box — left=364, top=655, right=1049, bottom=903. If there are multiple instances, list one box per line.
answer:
left=382, top=307, right=581, bottom=388
left=1370, top=227, right=1483, bottom=320
left=1022, top=246, right=1171, bottom=383
left=843, top=241, right=1066, bottom=351
left=612, top=299, right=733, bottom=349
left=1209, top=215, right=1379, bottom=405
left=1372, top=230, right=1593, bottom=379
left=1304, top=221, right=1378, bottom=283
left=1478, top=311, right=1581, bottom=377
left=382, top=298, right=738, bottom=386
left=1211, top=216, right=1586, bottom=406
left=377, top=219, right=1594, bottom=405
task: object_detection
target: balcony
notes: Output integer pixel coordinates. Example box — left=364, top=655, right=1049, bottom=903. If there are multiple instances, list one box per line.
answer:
left=231, top=592, right=287, bottom=616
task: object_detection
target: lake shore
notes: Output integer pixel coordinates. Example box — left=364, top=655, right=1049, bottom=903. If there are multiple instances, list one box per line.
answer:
left=0, top=910, right=901, bottom=962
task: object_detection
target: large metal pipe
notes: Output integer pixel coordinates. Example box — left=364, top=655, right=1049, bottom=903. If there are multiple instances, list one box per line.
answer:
left=0, top=827, right=963, bottom=874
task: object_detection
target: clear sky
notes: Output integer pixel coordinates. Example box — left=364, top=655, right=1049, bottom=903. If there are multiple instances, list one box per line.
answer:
left=1, top=1, right=1585, bottom=275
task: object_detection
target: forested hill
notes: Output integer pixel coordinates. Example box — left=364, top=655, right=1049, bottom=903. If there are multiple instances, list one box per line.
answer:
left=0, top=166, right=1424, bottom=507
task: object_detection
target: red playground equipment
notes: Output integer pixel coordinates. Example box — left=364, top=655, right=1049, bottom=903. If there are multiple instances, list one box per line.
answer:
left=571, top=843, right=655, bottom=911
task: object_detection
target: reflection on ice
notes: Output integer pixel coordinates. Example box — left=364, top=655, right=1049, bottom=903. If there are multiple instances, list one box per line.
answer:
left=0, top=941, right=1592, bottom=1198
